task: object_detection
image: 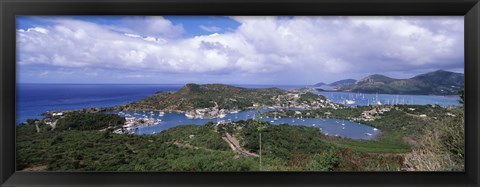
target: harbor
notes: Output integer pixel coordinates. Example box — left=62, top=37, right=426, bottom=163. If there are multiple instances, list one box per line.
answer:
left=318, top=91, right=461, bottom=107
left=112, top=111, right=163, bottom=134
left=111, top=109, right=382, bottom=140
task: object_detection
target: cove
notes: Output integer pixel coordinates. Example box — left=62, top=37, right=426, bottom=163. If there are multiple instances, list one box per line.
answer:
left=112, top=110, right=381, bottom=140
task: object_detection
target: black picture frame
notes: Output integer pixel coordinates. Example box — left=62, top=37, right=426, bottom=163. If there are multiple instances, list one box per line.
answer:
left=1, top=0, right=479, bottom=186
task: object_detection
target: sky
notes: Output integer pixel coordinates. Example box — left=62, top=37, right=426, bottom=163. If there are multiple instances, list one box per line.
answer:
left=16, top=16, right=464, bottom=85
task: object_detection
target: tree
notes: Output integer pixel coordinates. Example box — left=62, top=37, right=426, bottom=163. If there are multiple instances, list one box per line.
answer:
left=458, top=89, right=465, bottom=105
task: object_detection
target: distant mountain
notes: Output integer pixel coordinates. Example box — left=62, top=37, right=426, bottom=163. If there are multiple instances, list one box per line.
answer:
left=411, top=70, right=464, bottom=87
left=313, top=79, right=356, bottom=91
left=313, top=82, right=327, bottom=87
left=329, top=79, right=357, bottom=87
left=356, top=74, right=397, bottom=84
left=336, top=70, right=464, bottom=95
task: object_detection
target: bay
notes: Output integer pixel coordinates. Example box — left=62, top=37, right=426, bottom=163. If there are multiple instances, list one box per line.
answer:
left=318, top=91, right=461, bottom=107
left=114, top=110, right=382, bottom=140
left=16, top=84, right=460, bottom=140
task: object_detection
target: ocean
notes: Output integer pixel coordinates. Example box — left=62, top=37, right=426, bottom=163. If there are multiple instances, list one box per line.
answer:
left=16, top=84, right=182, bottom=124
left=16, top=84, right=461, bottom=139
left=16, top=84, right=302, bottom=125
left=17, top=84, right=461, bottom=125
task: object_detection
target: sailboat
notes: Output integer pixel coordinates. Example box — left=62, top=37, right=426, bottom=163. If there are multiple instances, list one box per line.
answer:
left=345, top=99, right=355, bottom=104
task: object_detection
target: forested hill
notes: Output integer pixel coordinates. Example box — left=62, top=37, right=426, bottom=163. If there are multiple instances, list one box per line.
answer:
left=112, top=83, right=289, bottom=112
left=335, top=70, right=464, bottom=95
left=329, top=79, right=357, bottom=87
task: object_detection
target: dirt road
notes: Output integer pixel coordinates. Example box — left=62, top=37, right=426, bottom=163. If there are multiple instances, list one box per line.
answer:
left=222, top=132, right=259, bottom=157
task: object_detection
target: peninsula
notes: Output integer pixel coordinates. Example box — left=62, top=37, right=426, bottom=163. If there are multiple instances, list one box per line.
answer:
left=108, top=83, right=339, bottom=119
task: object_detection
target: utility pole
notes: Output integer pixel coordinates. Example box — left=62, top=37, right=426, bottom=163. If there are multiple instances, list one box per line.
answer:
left=255, top=108, right=266, bottom=171
left=259, top=131, right=262, bottom=171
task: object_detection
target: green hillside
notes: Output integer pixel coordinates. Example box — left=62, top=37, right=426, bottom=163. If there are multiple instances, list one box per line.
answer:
left=112, top=83, right=288, bottom=111
left=336, top=70, right=464, bottom=95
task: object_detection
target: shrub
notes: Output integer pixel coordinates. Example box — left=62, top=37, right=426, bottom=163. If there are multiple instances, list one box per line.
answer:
left=56, top=112, right=125, bottom=131
left=403, top=109, right=464, bottom=171
left=308, top=148, right=339, bottom=171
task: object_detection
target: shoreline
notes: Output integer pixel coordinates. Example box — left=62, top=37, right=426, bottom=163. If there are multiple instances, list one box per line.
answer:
left=317, top=90, right=460, bottom=97
left=23, top=102, right=464, bottom=141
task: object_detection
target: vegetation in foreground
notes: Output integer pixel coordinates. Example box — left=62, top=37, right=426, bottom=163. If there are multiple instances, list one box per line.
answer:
left=17, top=102, right=463, bottom=171
left=16, top=88, right=465, bottom=172
left=17, top=116, right=403, bottom=171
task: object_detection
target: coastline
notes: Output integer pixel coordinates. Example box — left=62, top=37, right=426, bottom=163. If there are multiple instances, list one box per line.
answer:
left=317, top=90, right=461, bottom=97
left=19, top=83, right=462, bottom=127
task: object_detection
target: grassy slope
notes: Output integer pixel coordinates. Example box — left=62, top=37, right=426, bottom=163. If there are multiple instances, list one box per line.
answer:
left=331, top=132, right=410, bottom=153
left=264, top=104, right=459, bottom=154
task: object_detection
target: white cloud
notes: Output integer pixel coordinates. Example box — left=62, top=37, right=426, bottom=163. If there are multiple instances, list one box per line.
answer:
left=124, top=33, right=141, bottom=38
left=18, top=27, right=49, bottom=34
left=17, top=16, right=464, bottom=84
left=32, top=27, right=49, bottom=34
left=38, top=71, right=49, bottom=77
left=111, top=16, right=184, bottom=38
left=199, top=25, right=222, bottom=32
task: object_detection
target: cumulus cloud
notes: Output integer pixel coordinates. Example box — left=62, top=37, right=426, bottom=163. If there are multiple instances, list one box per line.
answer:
left=17, top=16, right=464, bottom=84
left=18, top=27, right=49, bottom=34
left=110, top=16, right=184, bottom=38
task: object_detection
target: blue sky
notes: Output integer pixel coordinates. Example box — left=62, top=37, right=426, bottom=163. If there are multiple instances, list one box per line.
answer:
left=16, top=16, right=464, bottom=85
left=17, top=16, right=240, bottom=38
